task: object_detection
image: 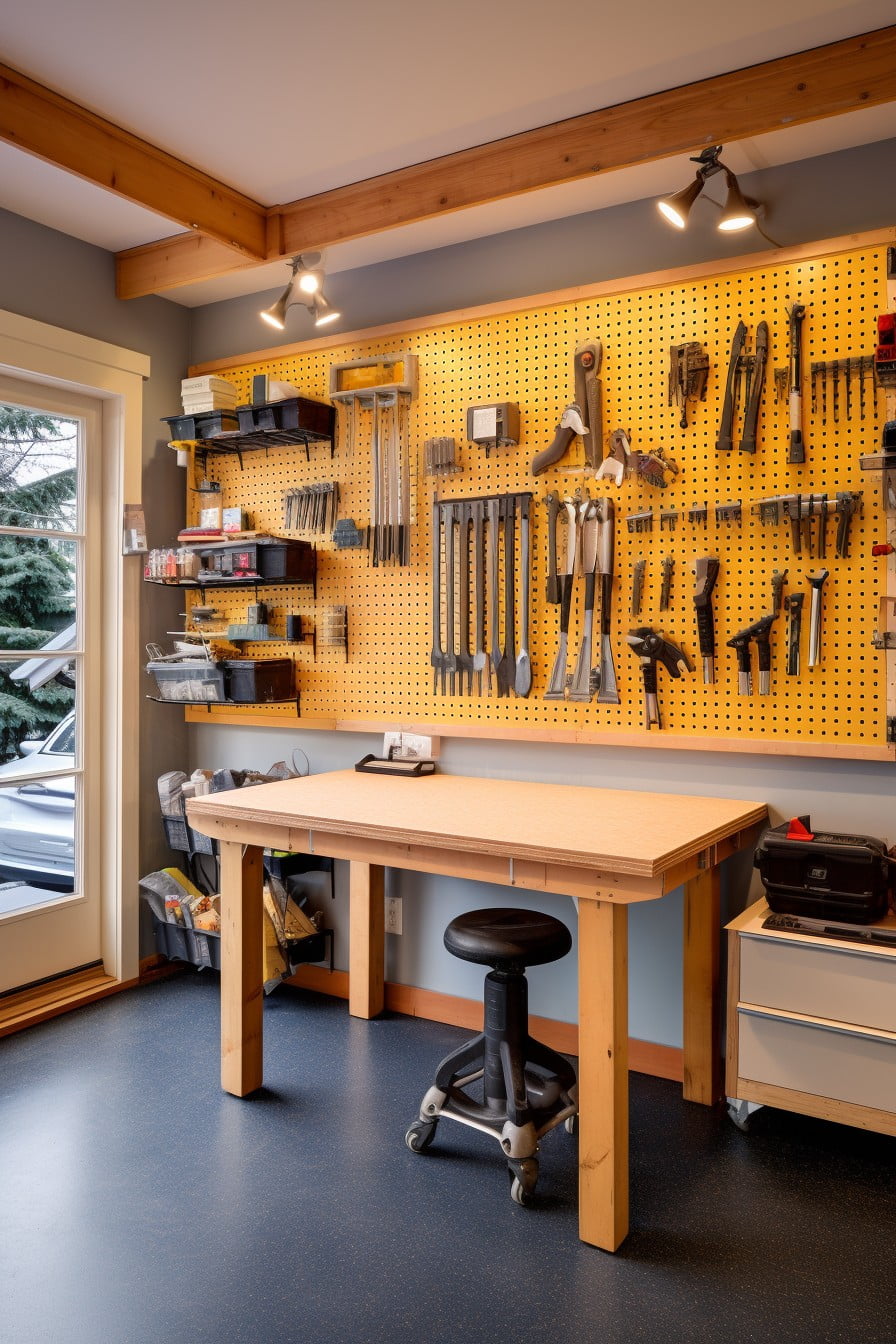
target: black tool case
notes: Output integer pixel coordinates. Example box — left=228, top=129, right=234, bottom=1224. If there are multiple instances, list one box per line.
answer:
left=754, top=821, right=895, bottom=924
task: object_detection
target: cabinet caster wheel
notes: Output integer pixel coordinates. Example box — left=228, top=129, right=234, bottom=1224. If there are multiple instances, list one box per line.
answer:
left=405, top=1119, right=437, bottom=1153
left=564, top=1114, right=578, bottom=1136
left=727, top=1099, right=754, bottom=1133
left=508, top=1157, right=538, bottom=1206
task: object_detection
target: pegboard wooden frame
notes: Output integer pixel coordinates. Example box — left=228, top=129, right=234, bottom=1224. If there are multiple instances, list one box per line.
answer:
left=184, top=226, right=896, bottom=762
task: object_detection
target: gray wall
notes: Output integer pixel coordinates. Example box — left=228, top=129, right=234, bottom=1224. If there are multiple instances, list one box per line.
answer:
left=0, top=208, right=192, bottom=889
left=185, top=136, right=896, bottom=1048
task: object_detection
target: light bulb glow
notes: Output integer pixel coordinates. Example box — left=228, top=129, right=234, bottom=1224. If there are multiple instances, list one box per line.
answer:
left=718, top=213, right=754, bottom=232
left=657, top=199, right=687, bottom=229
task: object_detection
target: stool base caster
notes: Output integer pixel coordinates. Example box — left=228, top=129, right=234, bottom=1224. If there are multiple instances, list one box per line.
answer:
left=405, top=1118, right=438, bottom=1153
left=508, top=1156, right=539, bottom=1206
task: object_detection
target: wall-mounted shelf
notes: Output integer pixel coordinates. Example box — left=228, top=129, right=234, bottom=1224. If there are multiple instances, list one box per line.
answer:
left=147, top=577, right=318, bottom=604
left=146, top=694, right=300, bottom=714
left=167, top=396, right=337, bottom=466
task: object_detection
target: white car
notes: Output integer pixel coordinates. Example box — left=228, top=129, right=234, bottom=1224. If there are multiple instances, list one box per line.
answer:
left=0, top=712, right=75, bottom=891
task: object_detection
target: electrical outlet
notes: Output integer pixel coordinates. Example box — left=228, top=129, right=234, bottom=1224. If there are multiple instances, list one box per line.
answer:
left=385, top=894, right=402, bottom=935
left=400, top=733, right=433, bottom=760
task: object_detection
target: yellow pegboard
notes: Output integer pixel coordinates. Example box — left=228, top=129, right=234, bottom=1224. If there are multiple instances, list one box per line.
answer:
left=182, top=235, right=894, bottom=758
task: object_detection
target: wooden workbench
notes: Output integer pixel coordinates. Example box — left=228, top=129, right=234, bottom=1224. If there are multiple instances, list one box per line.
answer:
left=188, top=769, right=766, bottom=1250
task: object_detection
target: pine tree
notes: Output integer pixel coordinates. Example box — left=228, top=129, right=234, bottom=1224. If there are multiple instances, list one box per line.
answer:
left=0, top=407, right=77, bottom=760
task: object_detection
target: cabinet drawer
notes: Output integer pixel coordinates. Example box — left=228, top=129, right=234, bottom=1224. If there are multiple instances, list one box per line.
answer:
left=737, top=1007, right=896, bottom=1113
left=740, top=932, right=896, bottom=1033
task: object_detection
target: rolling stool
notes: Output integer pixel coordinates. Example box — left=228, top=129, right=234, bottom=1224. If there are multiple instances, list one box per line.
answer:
left=405, top=907, right=578, bottom=1205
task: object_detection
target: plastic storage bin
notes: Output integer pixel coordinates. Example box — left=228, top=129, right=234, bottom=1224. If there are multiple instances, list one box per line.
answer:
left=223, top=658, right=294, bottom=702
left=161, top=411, right=240, bottom=439
left=147, top=661, right=226, bottom=702
left=236, top=396, right=334, bottom=439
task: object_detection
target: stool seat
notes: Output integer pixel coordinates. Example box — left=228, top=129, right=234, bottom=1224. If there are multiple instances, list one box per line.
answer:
left=444, top=907, right=572, bottom=968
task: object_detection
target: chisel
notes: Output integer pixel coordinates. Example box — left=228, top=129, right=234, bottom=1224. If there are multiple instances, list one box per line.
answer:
left=545, top=492, right=561, bottom=605
left=595, top=497, right=620, bottom=705
left=497, top=498, right=516, bottom=696
left=514, top=496, right=533, bottom=698
left=444, top=501, right=458, bottom=694
left=488, top=497, right=502, bottom=694
left=430, top=498, right=444, bottom=694
left=471, top=500, right=488, bottom=695
left=569, top=499, right=598, bottom=701
left=785, top=592, right=804, bottom=676
left=544, top=499, right=577, bottom=699
left=457, top=500, right=474, bottom=695
left=807, top=568, right=829, bottom=668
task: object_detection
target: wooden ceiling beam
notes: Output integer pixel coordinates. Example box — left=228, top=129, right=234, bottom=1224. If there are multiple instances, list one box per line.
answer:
left=112, top=22, right=894, bottom=298
left=0, top=62, right=267, bottom=261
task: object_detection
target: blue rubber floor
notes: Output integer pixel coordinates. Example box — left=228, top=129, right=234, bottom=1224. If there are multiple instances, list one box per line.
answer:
left=1, top=972, right=893, bottom=1344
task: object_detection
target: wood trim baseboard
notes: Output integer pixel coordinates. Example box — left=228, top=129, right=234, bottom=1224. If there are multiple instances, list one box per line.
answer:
left=286, top=965, right=684, bottom=1082
left=0, top=967, right=134, bottom=1038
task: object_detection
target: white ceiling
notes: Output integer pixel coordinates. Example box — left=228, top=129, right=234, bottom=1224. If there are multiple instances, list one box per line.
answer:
left=1, top=0, right=894, bottom=306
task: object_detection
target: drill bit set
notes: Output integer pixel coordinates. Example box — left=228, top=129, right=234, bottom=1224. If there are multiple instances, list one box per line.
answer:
left=283, top=481, right=339, bottom=534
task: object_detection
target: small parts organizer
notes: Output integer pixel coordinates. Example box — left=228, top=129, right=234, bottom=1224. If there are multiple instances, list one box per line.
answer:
left=144, top=767, right=335, bottom=982
left=161, top=233, right=895, bottom=758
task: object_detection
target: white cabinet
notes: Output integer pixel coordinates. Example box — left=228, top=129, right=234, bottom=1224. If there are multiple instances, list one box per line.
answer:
left=726, top=899, right=896, bottom=1136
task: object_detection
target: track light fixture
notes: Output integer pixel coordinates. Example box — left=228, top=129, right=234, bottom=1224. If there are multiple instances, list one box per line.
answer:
left=260, top=252, right=341, bottom=330
left=657, top=146, right=764, bottom=236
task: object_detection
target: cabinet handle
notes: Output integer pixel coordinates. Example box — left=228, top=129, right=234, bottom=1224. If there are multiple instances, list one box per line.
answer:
left=739, top=1004, right=896, bottom=1046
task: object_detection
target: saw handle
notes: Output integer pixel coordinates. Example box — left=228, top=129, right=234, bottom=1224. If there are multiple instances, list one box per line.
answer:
left=532, top=424, right=577, bottom=476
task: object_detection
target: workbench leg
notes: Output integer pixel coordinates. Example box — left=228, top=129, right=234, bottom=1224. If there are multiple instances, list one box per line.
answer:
left=220, top=840, right=265, bottom=1097
left=577, top=898, right=629, bottom=1252
left=682, top=865, right=722, bottom=1105
left=349, top=861, right=385, bottom=1019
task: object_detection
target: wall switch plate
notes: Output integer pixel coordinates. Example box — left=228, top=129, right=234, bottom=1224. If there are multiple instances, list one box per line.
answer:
left=385, top=894, right=402, bottom=935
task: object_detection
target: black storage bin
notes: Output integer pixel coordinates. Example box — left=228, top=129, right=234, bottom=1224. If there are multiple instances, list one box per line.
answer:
left=256, top=541, right=315, bottom=581
left=162, top=411, right=240, bottom=439
left=195, top=537, right=315, bottom=585
left=754, top=822, right=895, bottom=924
left=286, top=929, right=333, bottom=971
left=236, top=397, right=335, bottom=440
left=223, top=658, right=294, bottom=703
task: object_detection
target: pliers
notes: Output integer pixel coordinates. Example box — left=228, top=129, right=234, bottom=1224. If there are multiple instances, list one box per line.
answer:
left=626, top=627, right=693, bottom=730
